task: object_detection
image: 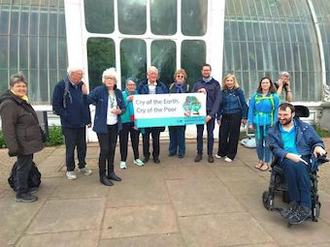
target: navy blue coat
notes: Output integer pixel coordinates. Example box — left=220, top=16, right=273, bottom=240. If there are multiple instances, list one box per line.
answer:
left=87, top=85, right=126, bottom=133
left=136, top=80, right=168, bottom=94
left=267, top=118, right=325, bottom=163
left=52, top=77, right=91, bottom=128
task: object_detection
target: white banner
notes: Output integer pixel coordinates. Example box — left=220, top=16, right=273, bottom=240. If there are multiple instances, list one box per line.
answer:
left=133, top=93, right=206, bottom=128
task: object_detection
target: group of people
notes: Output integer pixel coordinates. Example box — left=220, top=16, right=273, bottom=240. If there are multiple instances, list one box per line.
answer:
left=0, top=65, right=326, bottom=223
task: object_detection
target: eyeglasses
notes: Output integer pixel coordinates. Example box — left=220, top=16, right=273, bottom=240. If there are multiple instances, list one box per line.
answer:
left=127, top=83, right=136, bottom=86
left=105, top=77, right=115, bottom=80
left=176, top=75, right=184, bottom=78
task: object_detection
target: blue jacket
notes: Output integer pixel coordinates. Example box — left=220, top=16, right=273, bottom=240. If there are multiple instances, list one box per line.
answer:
left=217, top=88, right=248, bottom=119
left=192, top=77, right=221, bottom=118
left=87, top=85, right=126, bottom=133
left=267, top=118, right=325, bottom=164
left=136, top=80, right=168, bottom=94
left=52, top=77, right=91, bottom=128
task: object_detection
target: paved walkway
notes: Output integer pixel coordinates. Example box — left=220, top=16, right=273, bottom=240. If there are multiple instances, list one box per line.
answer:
left=1, top=140, right=330, bottom=247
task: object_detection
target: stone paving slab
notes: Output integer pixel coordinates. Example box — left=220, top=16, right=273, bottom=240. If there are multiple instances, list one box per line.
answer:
left=101, top=204, right=178, bottom=239
left=167, top=177, right=244, bottom=216
left=99, top=233, right=186, bottom=247
left=26, top=198, right=105, bottom=234
left=178, top=212, right=275, bottom=247
left=16, top=230, right=99, bottom=247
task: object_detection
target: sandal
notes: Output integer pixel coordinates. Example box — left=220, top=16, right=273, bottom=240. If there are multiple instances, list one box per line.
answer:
left=255, top=161, right=263, bottom=169
left=259, top=163, right=269, bottom=171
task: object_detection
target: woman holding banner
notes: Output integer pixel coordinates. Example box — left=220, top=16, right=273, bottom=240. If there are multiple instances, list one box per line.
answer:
left=119, top=78, right=144, bottom=169
left=168, top=69, right=190, bottom=158
left=87, top=68, right=125, bottom=186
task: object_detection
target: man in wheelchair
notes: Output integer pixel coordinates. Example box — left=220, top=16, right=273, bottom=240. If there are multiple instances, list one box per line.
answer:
left=267, top=103, right=326, bottom=225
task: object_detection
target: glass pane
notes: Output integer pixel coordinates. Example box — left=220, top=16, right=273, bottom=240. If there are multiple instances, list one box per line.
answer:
left=30, top=37, right=38, bottom=69
left=181, top=40, right=206, bottom=85
left=39, top=37, right=47, bottom=69
left=10, top=9, right=19, bottom=35
left=19, top=37, right=29, bottom=70
left=49, top=13, right=57, bottom=36
left=30, top=10, right=39, bottom=36
left=39, top=70, right=48, bottom=103
left=182, top=0, right=207, bottom=36
left=151, top=0, right=176, bottom=35
left=151, top=40, right=176, bottom=87
left=20, top=11, right=29, bottom=35
left=9, top=36, right=18, bottom=70
left=87, top=38, right=115, bottom=90
left=0, top=70, right=9, bottom=94
left=0, top=36, right=8, bottom=69
left=120, top=39, right=146, bottom=88
left=0, top=10, right=9, bottom=34
left=49, top=38, right=57, bottom=68
left=39, top=11, right=48, bottom=36
left=84, top=0, right=114, bottom=34
left=118, top=0, right=146, bottom=34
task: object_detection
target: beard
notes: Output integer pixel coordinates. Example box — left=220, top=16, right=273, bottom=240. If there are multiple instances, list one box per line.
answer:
left=280, top=117, right=293, bottom=126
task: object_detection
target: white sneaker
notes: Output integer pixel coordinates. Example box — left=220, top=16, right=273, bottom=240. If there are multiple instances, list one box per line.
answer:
left=66, top=171, right=77, bottom=180
left=224, top=157, right=233, bottom=163
left=120, top=161, right=127, bottom=169
left=79, top=167, right=92, bottom=176
left=134, top=159, right=144, bottom=167
left=215, top=154, right=223, bottom=159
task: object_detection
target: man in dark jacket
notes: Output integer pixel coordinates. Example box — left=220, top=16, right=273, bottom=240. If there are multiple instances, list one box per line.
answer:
left=52, top=66, right=92, bottom=180
left=0, top=72, right=43, bottom=202
left=193, top=64, right=221, bottom=163
left=267, top=103, right=326, bottom=224
left=137, top=66, right=168, bottom=164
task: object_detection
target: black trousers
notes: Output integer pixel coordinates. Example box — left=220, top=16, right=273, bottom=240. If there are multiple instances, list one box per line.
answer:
left=97, top=124, right=118, bottom=177
left=142, top=127, right=163, bottom=159
left=217, top=112, right=242, bottom=160
left=62, top=127, right=87, bottom=171
left=16, top=154, right=33, bottom=195
left=119, top=122, right=140, bottom=161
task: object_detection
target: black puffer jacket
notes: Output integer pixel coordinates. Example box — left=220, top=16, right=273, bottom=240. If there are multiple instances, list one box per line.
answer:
left=0, top=90, right=43, bottom=156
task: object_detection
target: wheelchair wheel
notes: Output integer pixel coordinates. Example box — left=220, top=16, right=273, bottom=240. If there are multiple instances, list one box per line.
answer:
left=282, top=191, right=290, bottom=203
left=262, top=191, right=272, bottom=210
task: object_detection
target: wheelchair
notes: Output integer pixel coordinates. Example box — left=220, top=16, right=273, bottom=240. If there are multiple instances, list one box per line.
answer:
left=262, top=105, right=329, bottom=226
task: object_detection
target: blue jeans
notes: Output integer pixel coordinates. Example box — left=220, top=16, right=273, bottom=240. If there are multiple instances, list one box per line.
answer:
left=196, top=118, right=215, bottom=155
left=278, top=158, right=311, bottom=208
left=169, top=125, right=186, bottom=156
left=255, top=125, right=271, bottom=163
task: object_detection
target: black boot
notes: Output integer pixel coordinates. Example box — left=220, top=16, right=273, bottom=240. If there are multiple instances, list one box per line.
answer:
left=100, top=175, right=113, bottom=186
left=16, top=192, right=38, bottom=203
left=107, top=172, right=122, bottom=181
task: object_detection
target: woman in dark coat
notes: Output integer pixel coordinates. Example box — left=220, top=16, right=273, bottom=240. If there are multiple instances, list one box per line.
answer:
left=0, top=72, right=43, bottom=203
left=87, top=68, right=126, bottom=186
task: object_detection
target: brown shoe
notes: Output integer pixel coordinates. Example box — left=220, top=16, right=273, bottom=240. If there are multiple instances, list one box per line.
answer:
left=208, top=155, right=214, bottom=163
left=194, top=154, right=202, bottom=162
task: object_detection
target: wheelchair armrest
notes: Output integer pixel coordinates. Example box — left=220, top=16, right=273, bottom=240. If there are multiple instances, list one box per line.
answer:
left=316, top=154, right=329, bottom=164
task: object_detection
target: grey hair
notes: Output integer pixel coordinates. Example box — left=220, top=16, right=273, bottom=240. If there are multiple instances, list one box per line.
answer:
left=278, top=71, right=290, bottom=79
left=67, top=66, right=84, bottom=75
left=102, top=68, right=118, bottom=83
left=10, top=72, right=27, bottom=87
left=147, top=66, right=158, bottom=74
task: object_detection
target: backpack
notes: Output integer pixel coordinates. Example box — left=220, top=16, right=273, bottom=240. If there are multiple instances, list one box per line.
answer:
left=8, top=161, right=41, bottom=191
